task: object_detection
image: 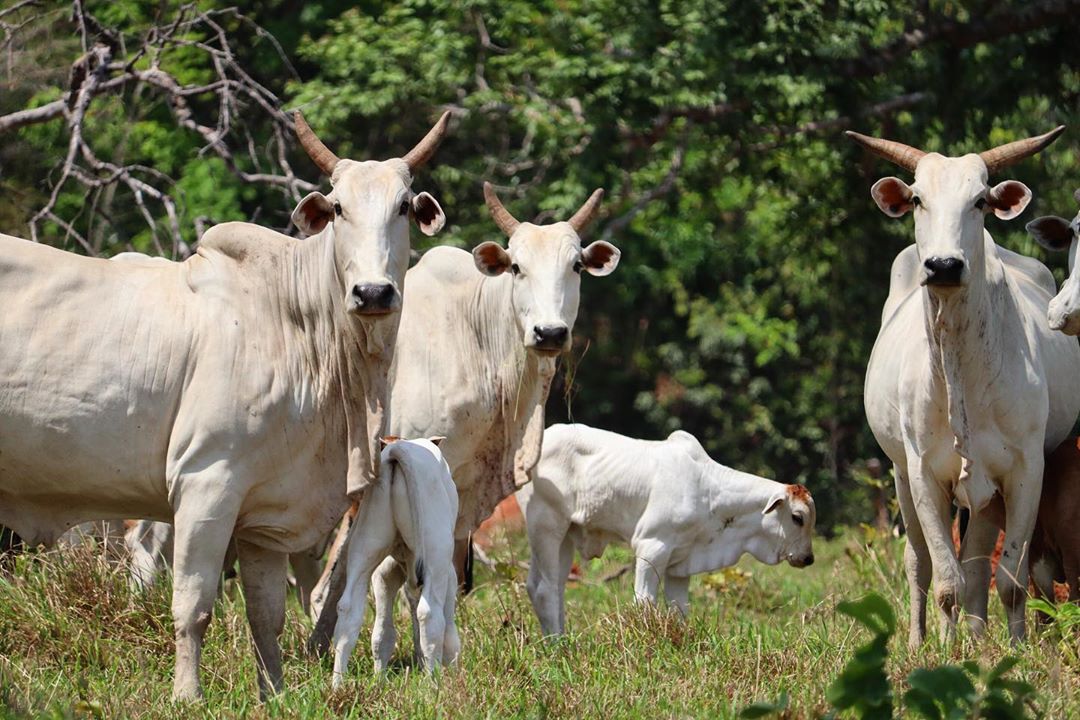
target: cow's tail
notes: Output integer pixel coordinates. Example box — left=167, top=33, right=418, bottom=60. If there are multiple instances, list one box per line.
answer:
left=386, top=443, right=430, bottom=589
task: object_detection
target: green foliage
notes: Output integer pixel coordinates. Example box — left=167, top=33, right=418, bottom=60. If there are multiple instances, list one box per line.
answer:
left=742, top=591, right=1038, bottom=719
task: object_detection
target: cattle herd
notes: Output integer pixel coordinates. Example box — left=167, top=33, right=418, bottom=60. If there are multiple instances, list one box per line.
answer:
left=2, top=109, right=1080, bottom=703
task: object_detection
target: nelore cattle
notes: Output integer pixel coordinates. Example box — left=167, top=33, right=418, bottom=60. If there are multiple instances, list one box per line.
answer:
left=852, top=127, right=1080, bottom=645
left=0, top=110, right=450, bottom=700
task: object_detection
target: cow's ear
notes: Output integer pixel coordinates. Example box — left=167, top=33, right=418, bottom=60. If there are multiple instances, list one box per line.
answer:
left=581, top=240, right=621, bottom=276
left=1026, top=216, right=1075, bottom=252
left=411, top=192, right=445, bottom=236
left=763, top=492, right=785, bottom=515
left=987, top=180, right=1032, bottom=220
left=428, top=435, right=447, bottom=447
left=292, top=192, right=335, bottom=236
left=871, top=177, right=915, bottom=217
left=472, top=242, right=511, bottom=276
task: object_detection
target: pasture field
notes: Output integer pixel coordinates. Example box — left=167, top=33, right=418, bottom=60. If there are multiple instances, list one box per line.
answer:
left=1, top=526, right=1077, bottom=719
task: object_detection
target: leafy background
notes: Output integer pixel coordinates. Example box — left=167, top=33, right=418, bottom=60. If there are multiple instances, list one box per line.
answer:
left=2, top=0, right=1079, bottom=533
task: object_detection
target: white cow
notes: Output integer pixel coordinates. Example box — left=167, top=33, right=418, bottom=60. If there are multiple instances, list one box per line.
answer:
left=0, top=110, right=450, bottom=700
left=851, top=127, right=1080, bottom=645
left=309, top=181, right=621, bottom=650
left=1026, top=189, right=1080, bottom=333
left=331, top=436, right=459, bottom=688
left=516, top=423, right=816, bottom=636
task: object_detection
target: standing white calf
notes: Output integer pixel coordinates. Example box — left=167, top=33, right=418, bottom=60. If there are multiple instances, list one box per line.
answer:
left=331, top=437, right=460, bottom=687
left=517, top=424, right=816, bottom=636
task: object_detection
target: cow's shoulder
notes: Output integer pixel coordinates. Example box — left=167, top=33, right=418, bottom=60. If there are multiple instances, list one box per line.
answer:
left=993, top=236, right=1057, bottom=299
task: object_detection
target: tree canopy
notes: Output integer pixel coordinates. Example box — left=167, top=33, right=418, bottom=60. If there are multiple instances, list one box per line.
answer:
left=2, top=0, right=1079, bottom=531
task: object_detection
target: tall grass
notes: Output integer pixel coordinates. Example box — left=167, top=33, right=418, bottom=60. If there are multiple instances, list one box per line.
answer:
left=0, top=526, right=1077, bottom=718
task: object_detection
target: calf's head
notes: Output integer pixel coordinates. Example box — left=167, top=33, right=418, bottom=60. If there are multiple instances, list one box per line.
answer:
left=762, top=484, right=816, bottom=568
left=471, top=182, right=621, bottom=355
left=290, top=111, right=448, bottom=317
left=847, top=127, right=1063, bottom=292
left=1027, top=189, right=1080, bottom=335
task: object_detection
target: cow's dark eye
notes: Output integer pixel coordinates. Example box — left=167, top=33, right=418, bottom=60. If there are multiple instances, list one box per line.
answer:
left=792, top=514, right=804, bottom=527
left=510, top=263, right=521, bottom=276
left=573, top=260, right=584, bottom=273
left=334, top=202, right=343, bottom=216
left=975, top=197, right=987, bottom=210
left=399, top=200, right=410, bottom=216
left=912, top=196, right=922, bottom=207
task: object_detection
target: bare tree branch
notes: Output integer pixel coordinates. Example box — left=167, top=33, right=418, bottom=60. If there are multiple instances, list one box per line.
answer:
left=1, top=1, right=316, bottom=258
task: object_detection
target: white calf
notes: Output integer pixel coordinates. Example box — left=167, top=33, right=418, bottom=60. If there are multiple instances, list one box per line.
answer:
left=331, top=437, right=460, bottom=687
left=517, top=423, right=816, bottom=635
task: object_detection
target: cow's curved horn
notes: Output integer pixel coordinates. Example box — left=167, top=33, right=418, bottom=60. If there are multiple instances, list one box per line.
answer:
left=484, top=181, right=519, bottom=236
left=844, top=131, right=926, bottom=173
left=568, top=188, right=605, bottom=233
left=980, top=126, right=1065, bottom=174
left=402, top=111, right=452, bottom=172
left=294, top=110, right=339, bottom=176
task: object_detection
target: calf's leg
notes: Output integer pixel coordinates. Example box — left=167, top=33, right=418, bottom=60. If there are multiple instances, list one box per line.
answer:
left=371, top=556, right=405, bottom=672
left=524, top=507, right=572, bottom=636
left=663, top=572, right=690, bottom=616
left=633, top=539, right=673, bottom=607
left=959, top=512, right=998, bottom=637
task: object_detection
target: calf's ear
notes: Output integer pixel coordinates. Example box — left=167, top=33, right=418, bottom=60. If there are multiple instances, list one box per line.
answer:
left=871, top=177, right=915, bottom=217
left=411, top=192, right=446, bottom=236
left=581, top=240, right=621, bottom=276
left=1026, top=216, right=1074, bottom=252
left=292, top=192, right=335, bottom=235
left=379, top=435, right=400, bottom=450
left=986, top=180, right=1031, bottom=220
left=472, top=241, right=512, bottom=276
left=428, top=436, right=447, bottom=447
left=763, top=492, right=786, bottom=515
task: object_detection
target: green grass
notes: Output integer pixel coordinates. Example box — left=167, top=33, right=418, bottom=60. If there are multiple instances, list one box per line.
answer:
left=1, top=526, right=1078, bottom=718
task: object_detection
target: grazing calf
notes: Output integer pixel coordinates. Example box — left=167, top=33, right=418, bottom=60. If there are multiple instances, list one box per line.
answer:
left=517, top=424, right=816, bottom=636
left=332, top=437, right=460, bottom=688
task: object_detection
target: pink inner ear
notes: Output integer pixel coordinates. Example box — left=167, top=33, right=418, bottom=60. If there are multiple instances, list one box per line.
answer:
left=297, top=196, right=333, bottom=234
left=989, top=182, right=1029, bottom=210
left=872, top=178, right=913, bottom=215
left=584, top=243, right=615, bottom=269
left=474, top=243, right=509, bottom=273
left=412, top=194, right=439, bottom=225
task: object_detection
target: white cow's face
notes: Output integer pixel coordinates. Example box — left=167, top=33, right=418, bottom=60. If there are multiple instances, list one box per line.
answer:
left=1028, top=198, right=1080, bottom=335
left=870, top=154, right=1031, bottom=292
left=292, top=160, right=444, bottom=317
left=763, top=485, right=816, bottom=568
left=473, top=223, right=620, bottom=354
left=289, top=111, right=448, bottom=318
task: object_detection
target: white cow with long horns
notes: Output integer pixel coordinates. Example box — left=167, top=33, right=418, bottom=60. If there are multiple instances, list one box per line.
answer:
left=1026, top=189, right=1080, bottom=334
left=0, top=110, right=450, bottom=700
left=851, top=126, right=1080, bottom=645
left=308, top=181, right=622, bottom=652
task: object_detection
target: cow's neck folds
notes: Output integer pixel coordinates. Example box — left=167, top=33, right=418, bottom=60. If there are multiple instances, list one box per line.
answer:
left=923, top=235, right=1005, bottom=503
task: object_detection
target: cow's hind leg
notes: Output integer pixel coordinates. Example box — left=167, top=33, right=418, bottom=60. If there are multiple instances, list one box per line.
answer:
left=237, top=540, right=288, bottom=700
left=959, top=511, right=998, bottom=638
left=170, top=488, right=241, bottom=701
left=371, top=556, right=405, bottom=672
left=895, top=466, right=932, bottom=648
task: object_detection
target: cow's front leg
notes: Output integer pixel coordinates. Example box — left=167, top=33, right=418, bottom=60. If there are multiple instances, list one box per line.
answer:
left=632, top=539, right=672, bottom=606
left=663, top=572, right=690, bottom=616
left=958, top=511, right=998, bottom=638
left=907, top=460, right=962, bottom=639
left=895, top=466, right=931, bottom=648
left=237, top=540, right=288, bottom=700
left=171, top=488, right=240, bottom=702
left=998, top=451, right=1043, bottom=643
